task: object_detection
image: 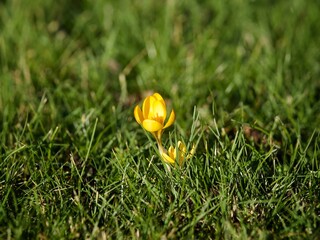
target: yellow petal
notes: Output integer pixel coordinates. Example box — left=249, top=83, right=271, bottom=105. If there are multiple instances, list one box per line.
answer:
left=153, top=93, right=165, bottom=106
left=142, top=96, right=151, bottom=119
left=187, top=144, right=196, bottom=159
left=134, top=106, right=144, bottom=125
left=178, top=141, right=186, bottom=153
left=163, top=109, right=175, bottom=129
left=142, top=119, right=163, bottom=132
left=152, top=100, right=166, bottom=122
left=145, top=95, right=160, bottom=119
left=161, top=152, right=175, bottom=164
left=168, top=145, right=176, bottom=160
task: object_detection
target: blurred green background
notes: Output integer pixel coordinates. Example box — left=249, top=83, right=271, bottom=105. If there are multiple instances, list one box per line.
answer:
left=1, top=0, right=319, bottom=132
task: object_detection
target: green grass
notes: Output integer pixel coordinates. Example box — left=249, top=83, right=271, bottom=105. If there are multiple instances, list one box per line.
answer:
left=1, top=0, right=320, bottom=239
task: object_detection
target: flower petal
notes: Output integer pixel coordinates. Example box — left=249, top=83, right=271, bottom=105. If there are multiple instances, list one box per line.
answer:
left=142, top=96, right=151, bottom=119
left=161, top=152, right=175, bottom=164
left=187, top=144, right=196, bottom=159
left=142, top=119, right=163, bottom=132
left=152, top=100, right=166, bottom=123
left=153, top=93, right=166, bottom=106
left=163, top=109, right=175, bottom=129
left=168, top=145, right=176, bottom=160
left=178, top=141, right=186, bottom=153
left=134, top=106, right=144, bottom=125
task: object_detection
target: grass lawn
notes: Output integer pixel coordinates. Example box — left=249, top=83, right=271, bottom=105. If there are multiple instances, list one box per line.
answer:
left=1, top=0, right=320, bottom=239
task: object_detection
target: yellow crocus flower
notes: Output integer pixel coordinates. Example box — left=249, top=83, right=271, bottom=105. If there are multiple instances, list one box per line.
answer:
left=161, top=141, right=195, bottom=165
left=134, top=93, right=175, bottom=143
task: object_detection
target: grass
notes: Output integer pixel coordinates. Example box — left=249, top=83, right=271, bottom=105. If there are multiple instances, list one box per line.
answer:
left=0, top=0, right=320, bottom=239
